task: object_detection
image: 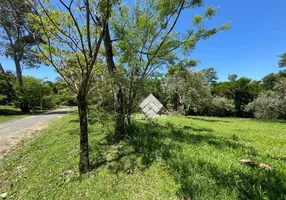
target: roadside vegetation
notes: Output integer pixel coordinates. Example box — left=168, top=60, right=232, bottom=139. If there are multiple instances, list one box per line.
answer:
left=0, top=112, right=285, bottom=199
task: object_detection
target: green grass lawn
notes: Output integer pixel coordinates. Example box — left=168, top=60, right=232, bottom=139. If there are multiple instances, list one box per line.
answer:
left=0, top=113, right=285, bottom=199
left=0, top=105, right=28, bottom=123
left=0, top=105, right=52, bottom=123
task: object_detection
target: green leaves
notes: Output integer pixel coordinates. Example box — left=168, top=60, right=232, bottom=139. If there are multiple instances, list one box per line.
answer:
left=220, top=22, right=231, bottom=31
left=192, top=15, right=204, bottom=25
left=0, top=0, right=40, bottom=69
left=205, top=6, right=217, bottom=19
left=278, top=53, right=286, bottom=68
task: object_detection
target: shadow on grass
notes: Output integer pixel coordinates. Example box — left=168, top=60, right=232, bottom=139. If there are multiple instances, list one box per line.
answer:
left=183, top=125, right=213, bottom=132
left=86, top=120, right=286, bottom=199
left=43, top=110, right=71, bottom=115
left=0, top=108, right=26, bottom=116
left=0, top=107, right=69, bottom=117
left=188, top=116, right=231, bottom=123
left=249, top=118, right=286, bottom=124
left=174, top=159, right=286, bottom=199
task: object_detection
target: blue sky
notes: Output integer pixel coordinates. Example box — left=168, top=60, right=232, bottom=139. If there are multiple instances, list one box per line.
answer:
left=1, top=0, right=285, bottom=82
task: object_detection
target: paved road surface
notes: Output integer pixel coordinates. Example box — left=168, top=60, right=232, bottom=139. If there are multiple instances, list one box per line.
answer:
left=0, top=108, right=73, bottom=158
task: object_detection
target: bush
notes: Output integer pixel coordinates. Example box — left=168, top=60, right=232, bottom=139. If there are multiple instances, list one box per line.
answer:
left=210, top=96, right=235, bottom=117
left=14, top=76, right=54, bottom=111
left=52, top=94, right=77, bottom=106
left=245, top=91, right=285, bottom=119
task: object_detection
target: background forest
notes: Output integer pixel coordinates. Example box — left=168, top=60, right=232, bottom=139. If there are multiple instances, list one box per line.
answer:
left=1, top=66, right=286, bottom=120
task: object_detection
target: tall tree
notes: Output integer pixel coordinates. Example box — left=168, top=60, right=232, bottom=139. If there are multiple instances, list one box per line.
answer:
left=29, top=0, right=112, bottom=173
left=166, top=65, right=211, bottom=114
left=0, top=0, right=41, bottom=112
left=232, top=77, right=254, bottom=117
left=228, top=74, right=238, bottom=82
left=261, top=73, right=278, bottom=91
left=107, top=0, right=229, bottom=132
left=202, top=67, right=218, bottom=84
left=102, top=17, right=126, bottom=142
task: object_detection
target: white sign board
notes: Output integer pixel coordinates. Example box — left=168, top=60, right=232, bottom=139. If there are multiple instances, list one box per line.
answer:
left=139, top=94, right=163, bottom=116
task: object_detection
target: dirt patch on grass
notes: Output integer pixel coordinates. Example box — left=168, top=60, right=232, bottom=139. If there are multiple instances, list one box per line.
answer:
left=0, top=123, right=49, bottom=159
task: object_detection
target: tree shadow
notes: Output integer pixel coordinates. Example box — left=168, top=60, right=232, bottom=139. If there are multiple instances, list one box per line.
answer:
left=87, top=119, right=286, bottom=199
left=170, top=158, right=286, bottom=199
left=42, top=110, right=71, bottom=115
left=187, top=116, right=231, bottom=123
left=249, top=118, right=286, bottom=124
left=0, top=107, right=73, bottom=117
left=0, top=108, right=26, bottom=116
left=183, top=125, right=214, bottom=132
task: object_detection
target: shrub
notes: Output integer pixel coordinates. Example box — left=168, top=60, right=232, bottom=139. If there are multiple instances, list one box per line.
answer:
left=210, top=96, right=235, bottom=117
left=245, top=91, right=285, bottom=119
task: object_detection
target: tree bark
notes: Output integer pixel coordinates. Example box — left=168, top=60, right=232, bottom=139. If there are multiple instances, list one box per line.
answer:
left=14, top=58, right=23, bottom=87
left=14, top=59, right=30, bottom=112
left=103, top=22, right=125, bottom=142
left=114, top=88, right=125, bottom=142
left=77, top=94, right=90, bottom=174
left=126, top=103, right=132, bottom=125
left=126, top=87, right=137, bottom=126
left=126, top=70, right=135, bottom=125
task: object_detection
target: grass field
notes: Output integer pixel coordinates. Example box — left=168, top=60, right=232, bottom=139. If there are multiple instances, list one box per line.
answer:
left=0, top=113, right=285, bottom=199
left=0, top=105, right=28, bottom=123
left=0, top=105, right=54, bottom=123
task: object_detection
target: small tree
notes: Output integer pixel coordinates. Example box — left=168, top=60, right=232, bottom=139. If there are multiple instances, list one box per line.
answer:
left=29, top=0, right=113, bottom=173
left=106, top=0, right=229, bottom=130
left=166, top=66, right=211, bottom=114
left=14, top=76, right=51, bottom=111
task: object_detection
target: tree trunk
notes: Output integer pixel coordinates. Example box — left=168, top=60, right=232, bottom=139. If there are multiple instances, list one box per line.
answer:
left=14, top=59, right=23, bottom=87
left=19, top=103, right=30, bottom=113
left=126, top=104, right=132, bottom=125
left=14, top=59, right=30, bottom=112
left=77, top=94, right=90, bottom=174
left=126, top=71, right=135, bottom=125
left=114, top=88, right=125, bottom=142
left=103, top=22, right=125, bottom=142
left=126, top=88, right=136, bottom=125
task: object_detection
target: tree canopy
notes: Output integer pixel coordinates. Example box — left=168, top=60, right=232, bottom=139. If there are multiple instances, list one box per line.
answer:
left=279, top=53, right=286, bottom=68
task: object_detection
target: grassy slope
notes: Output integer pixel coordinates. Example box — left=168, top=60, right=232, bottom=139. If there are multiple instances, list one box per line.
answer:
left=0, top=113, right=285, bottom=199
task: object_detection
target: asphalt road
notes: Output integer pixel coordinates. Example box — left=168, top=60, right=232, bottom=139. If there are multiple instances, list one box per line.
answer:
left=0, top=108, right=72, bottom=137
left=0, top=108, right=73, bottom=157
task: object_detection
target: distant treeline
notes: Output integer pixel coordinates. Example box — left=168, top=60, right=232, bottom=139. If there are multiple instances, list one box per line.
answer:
left=1, top=66, right=286, bottom=120
left=0, top=72, right=76, bottom=111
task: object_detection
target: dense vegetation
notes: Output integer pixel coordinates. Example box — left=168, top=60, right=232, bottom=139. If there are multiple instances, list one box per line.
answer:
left=0, top=113, right=285, bottom=199
left=2, top=66, right=286, bottom=120
left=0, top=72, right=76, bottom=111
